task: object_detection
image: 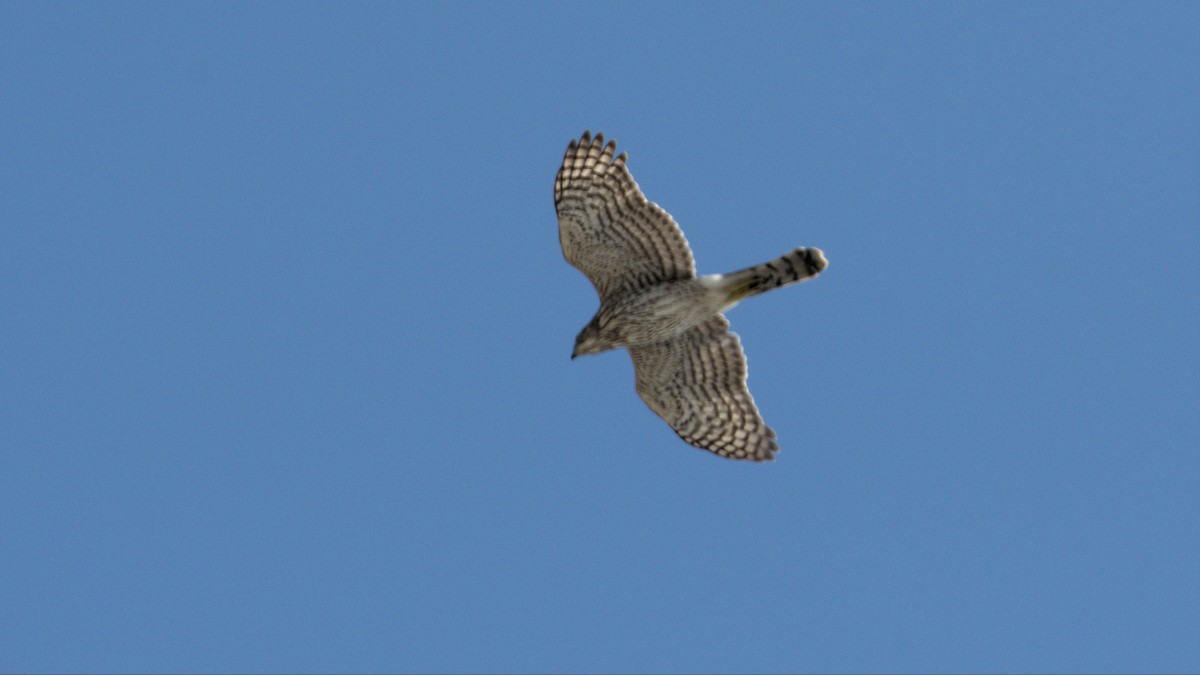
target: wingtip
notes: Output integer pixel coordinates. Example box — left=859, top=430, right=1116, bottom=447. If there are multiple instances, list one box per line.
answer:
left=752, top=434, right=780, bottom=462
left=574, top=130, right=617, bottom=152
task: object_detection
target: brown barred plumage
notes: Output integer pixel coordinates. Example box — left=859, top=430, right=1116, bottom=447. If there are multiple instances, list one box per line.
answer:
left=555, top=131, right=827, bottom=461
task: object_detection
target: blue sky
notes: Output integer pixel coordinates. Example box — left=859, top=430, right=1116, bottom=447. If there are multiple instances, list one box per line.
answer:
left=2, top=2, right=1197, bottom=673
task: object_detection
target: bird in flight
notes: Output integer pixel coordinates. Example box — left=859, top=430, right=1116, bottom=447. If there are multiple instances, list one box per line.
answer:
left=555, top=131, right=827, bottom=461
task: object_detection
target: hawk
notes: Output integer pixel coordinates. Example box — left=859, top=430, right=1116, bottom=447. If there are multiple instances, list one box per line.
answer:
left=555, top=131, right=827, bottom=461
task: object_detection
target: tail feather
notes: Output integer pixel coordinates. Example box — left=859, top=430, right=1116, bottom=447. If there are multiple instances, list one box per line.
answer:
left=723, top=247, right=828, bottom=302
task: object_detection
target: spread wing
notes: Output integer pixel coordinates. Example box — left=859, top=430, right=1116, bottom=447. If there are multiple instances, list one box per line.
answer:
left=628, top=316, right=778, bottom=461
left=554, top=131, right=696, bottom=303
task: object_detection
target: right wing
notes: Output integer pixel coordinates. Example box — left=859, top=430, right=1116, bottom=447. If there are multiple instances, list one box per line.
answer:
left=628, top=316, right=778, bottom=461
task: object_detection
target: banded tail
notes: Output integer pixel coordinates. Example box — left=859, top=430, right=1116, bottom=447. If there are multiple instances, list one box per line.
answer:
left=721, top=247, right=828, bottom=302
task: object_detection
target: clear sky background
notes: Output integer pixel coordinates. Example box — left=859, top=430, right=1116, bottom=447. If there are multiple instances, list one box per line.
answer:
left=2, top=2, right=1197, bottom=673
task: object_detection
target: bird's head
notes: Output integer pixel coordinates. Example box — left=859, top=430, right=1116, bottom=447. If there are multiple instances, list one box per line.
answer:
left=571, top=317, right=613, bottom=359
